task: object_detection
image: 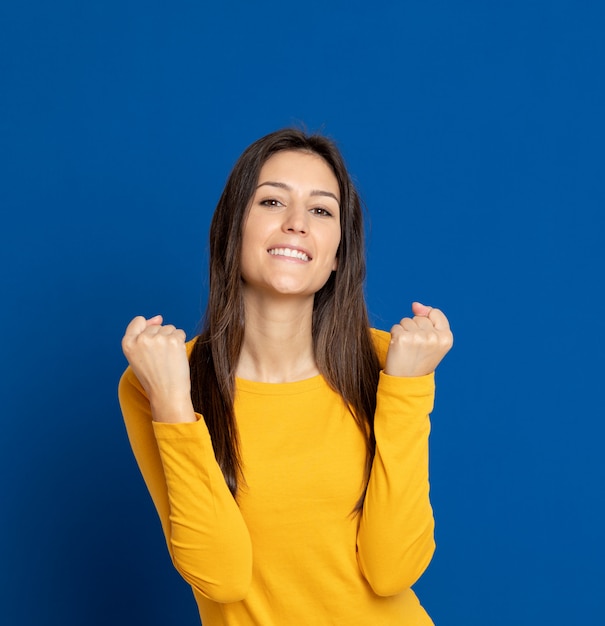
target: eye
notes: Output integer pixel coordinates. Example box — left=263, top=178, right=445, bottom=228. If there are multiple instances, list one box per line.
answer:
left=260, top=198, right=283, bottom=208
left=310, top=207, right=333, bottom=217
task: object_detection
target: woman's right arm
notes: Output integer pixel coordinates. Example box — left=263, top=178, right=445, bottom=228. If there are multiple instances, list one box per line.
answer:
left=118, top=316, right=252, bottom=603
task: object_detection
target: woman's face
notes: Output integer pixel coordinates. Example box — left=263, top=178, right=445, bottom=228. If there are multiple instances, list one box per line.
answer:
left=240, top=150, right=341, bottom=300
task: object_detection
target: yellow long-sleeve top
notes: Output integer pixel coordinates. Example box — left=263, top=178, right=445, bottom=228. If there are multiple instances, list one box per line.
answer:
left=118, top=329, right=436, bottom=625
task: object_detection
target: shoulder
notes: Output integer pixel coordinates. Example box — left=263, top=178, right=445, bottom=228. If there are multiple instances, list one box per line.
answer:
left=370, top=328, right=391, bottom=369
left=185, top=336, right=200, bottom=358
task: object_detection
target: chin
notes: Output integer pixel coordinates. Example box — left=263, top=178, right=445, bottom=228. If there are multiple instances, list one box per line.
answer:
left=272, top=284, right=313, bottom=296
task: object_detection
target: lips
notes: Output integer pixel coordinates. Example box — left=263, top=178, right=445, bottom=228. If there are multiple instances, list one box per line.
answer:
left=267, top=246, right=312, bottom=261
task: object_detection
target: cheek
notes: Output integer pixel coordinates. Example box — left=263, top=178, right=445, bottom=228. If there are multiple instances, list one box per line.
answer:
left=330, top=226, right=341, bottom=271
left=240, top=223, right=259, bottom=277
left=241, top=216, right=263, bottom=256
left=242, top=209, right=272, bottom=242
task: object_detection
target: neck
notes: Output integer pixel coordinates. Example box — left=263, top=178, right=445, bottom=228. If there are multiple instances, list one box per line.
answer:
left=236, top=291, right=318, bottom=383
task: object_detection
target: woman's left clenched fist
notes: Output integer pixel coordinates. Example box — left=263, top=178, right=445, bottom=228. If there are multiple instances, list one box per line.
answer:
left=121, top=315, right=196, bottom=423
left=384, top=302, right=453, bottom=378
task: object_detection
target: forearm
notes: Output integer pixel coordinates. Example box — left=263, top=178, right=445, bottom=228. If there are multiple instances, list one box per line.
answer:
left=154, top=418, right=253, bottom=602
left=119, top=367, right=252, bottom=603
left=357, top=371, right=435, bottom=595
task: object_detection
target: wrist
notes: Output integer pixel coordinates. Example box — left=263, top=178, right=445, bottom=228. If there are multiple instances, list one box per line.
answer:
left=149, top=394, right=196, bottom=423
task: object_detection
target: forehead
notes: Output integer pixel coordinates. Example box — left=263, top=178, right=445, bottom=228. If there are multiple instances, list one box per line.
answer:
left=258, top=150, right=340, bottom=197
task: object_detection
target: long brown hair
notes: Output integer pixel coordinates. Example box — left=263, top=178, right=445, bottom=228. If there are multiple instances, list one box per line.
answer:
left=189, top=128, right=380, bottom=510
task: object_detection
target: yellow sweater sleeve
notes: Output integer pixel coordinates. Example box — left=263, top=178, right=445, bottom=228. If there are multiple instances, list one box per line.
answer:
left=356, top=364, right=436, bottom=595
left=118, top=366, right=253, bottom=603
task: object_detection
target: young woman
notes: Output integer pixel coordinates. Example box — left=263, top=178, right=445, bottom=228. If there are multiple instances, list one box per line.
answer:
left=119, top=128, right=453, bottom=625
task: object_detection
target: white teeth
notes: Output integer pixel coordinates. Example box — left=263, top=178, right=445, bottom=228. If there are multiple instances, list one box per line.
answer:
left=269, top=247, right=309, bottom=261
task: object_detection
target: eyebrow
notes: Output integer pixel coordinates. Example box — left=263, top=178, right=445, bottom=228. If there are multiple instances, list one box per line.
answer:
left=256, top=181, right=340, bottom=204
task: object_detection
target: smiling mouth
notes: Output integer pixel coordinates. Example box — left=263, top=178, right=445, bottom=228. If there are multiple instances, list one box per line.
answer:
left=267, top=247, right=311, bottom=261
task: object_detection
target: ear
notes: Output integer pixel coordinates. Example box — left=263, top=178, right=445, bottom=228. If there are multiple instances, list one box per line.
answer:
left=332, top=256, right=338, bottom=271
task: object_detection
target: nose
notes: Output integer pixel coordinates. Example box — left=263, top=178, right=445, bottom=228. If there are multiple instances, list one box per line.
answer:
left=282, top=203, right=308, bottom=235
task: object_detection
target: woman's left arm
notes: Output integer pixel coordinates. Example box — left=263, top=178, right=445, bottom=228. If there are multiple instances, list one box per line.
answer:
left=356, top=303, right=453, bottom=596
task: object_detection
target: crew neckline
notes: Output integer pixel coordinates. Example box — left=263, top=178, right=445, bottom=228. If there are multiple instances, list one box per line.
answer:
left=235, top=374, right=326, bottom=395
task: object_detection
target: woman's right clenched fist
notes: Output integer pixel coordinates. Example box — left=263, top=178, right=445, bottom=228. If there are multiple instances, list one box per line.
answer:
left=121, top=315, right=196, bottom=423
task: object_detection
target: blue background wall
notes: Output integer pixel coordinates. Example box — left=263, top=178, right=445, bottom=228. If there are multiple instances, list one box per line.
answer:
left=2, top=1, right=604, bottom=624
